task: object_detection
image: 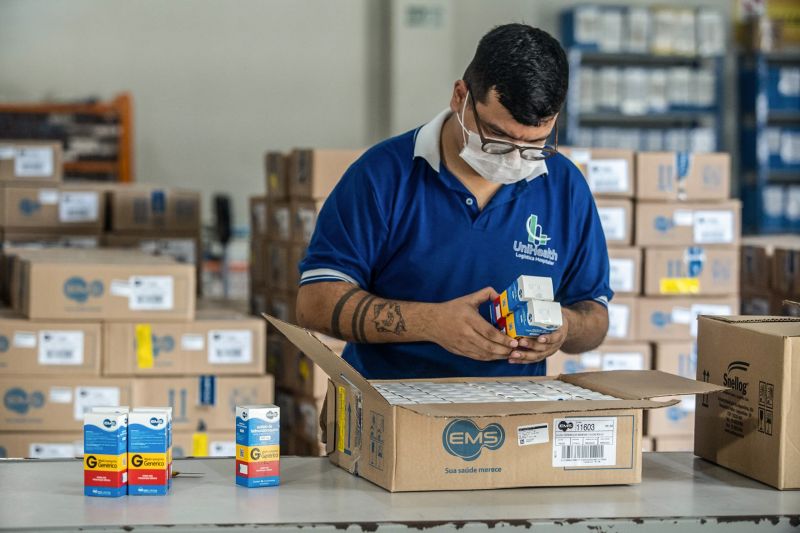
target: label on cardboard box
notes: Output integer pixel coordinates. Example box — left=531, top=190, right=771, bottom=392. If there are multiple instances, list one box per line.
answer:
left=606, top=303, right=630, bottom=339
left=207, top=330, right=252, bottom=364
left=73, top=387, right=121, bottom=421
left=671, top=307, right=693, bottom=324
left=297, top=208, right=317, bottom=242
left=13, top=331, right=37, bottom=349
left=517, top=423, right=548, bottom=446
left=15, top=147, right=54, bottom=178
left=689, top=304, right=732, bottom=337
left=29, top=443, right=76, bottom=459
left=210, top=440, right=236, bottom=457
left=693, top=211, right=734, bottom=244
left=609, top=258, right=634, bottom=293
left=0, top=146, right=14, bottom=159
left=602, top=353, right=644, bottom=371
left=59, top=192, right=99, bottom=223
left=673, top=210, right=694, bottom=226
left=49, top=387, right=73, bottom=404
left=553, top=417, right=617, bottom=467
left=38, top=331, right=84, bottom=365
left=597, top=207, right=627, bottom=241
left=181, top=334, right=205, bottom=351
left=587, top=160, right=629, bottom=193
left=38, top=189, right=59, bottom=205
left=581, top=352, right=602, bottom=368
left=129, top=276, right=174, bottom=310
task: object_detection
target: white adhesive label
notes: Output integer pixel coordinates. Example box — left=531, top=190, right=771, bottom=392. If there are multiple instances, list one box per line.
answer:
left=606, top=303, right=630, bottom=339
left=208, top=330, right=253, bottom=364
left=181, top=334, right=205, bottom=351
left=671, top=307, right=693, bottom=325
left=14, top=147, right=54, bottom=178
left=0, top=146, right=14, bottom=159
left=73, top=387, right=120, bottom=421
left=12, top=331, right=37, bottom=349
left=38, top=189, right=59, bottom=205
left=778, top=68, right=800, bottom=96
left=209, top=441, right=236, bottom=457
left=581, top=351, right=602, bottom=369
left=28, top=443, right=77, bottom=459
left=587, top=159, right=629, bottom=193
left=553, top=417, right=617, bottom=467
left=690, top=304, right=732, bottom=337
left=58, top=192, right=99, bottom=223
left=129, top=276, right=174, bottom=310
left=275, top=207, right=291, bottom=240
left=602, top=353, right=644, bottom=371
left=49, top=387, right=73, bottom=404
left=110, top=280, right=132, bottom=297
left=517, top=423, right=549, bottom=446
left=609, top=258, right=635, bottom=293
left=693, top=211, right=734, bottom=244
left=38, top=331, right=84, bottom=365
left=674, top=209, right=694, bottom=226
left=297, top=208, right=317, bottom=242
left=597, top=207, right=627, bottom=242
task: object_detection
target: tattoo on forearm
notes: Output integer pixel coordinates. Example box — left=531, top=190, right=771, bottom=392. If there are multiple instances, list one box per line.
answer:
left=331, top=287, right=361, bottom=339
left=372, top=302, right=407, bottom=335
left=357, top=295, right=377, bottom=343
left=351, top=294, right=371, bottom=343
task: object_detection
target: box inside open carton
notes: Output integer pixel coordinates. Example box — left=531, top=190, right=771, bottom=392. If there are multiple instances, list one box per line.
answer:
left=266, top=315, right=725, bottom=492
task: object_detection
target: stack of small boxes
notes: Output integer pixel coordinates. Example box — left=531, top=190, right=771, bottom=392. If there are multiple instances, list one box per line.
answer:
left=490, top=276, right=562, bottom=338
left=249, top=149, right=360, bottom=456
left=551, top=148, right=740, bottom=452
left=740, top=235, right=800, bottom=317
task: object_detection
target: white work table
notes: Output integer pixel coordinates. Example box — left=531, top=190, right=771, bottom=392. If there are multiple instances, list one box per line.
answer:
left=0, top=453, right=797, bottom=532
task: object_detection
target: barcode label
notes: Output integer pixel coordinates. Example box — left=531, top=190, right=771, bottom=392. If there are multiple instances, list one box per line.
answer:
left=553, top=417, right=617, bottom=467
left=597, top=207, right=627, bottom=242
left=58, top=192, right=99, bottom=223
left=129, top=276, right=174, bottom=310
left=15, top=147, right=54, bottom=178
left=73, top=386, right=121, bottom=421
left=693, top=211, right=734, bottom=244
left=208, top=330, right=253, bottom=364
left=38, top=331, right=84, bottom=366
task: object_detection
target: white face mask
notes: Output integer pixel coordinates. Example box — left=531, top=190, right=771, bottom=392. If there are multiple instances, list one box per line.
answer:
left=456, top=93, right=548, bottom=185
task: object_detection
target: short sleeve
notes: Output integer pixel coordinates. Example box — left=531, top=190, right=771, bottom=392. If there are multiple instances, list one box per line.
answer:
left=298, top=162, right=388, bottom=289
left=556, top=179, right=614, bottom=307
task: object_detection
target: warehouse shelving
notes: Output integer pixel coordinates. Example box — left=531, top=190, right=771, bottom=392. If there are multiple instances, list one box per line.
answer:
left=0, top=92, right=134, bottom=182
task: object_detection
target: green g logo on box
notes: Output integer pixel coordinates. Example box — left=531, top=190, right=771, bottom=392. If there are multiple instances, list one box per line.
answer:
left=63, top=277, right=104, bottom=303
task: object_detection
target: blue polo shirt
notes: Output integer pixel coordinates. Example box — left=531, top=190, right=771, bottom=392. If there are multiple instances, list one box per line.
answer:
left=299, top=109, right=612, bottom=379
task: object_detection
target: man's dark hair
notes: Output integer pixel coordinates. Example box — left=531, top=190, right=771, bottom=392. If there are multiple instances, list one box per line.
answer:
left=463, top=23, right=568, bottom=127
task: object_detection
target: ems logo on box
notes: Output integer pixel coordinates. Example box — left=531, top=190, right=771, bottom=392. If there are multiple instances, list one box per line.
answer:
left=442, top=419, right=505, bottom=461
left=63, top=277, right=104, bottom=303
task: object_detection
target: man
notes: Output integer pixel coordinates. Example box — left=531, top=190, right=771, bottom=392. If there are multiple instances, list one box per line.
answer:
left=296, top=23, right=611, bottom=379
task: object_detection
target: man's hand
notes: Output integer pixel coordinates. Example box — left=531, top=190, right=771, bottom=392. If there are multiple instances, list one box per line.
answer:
left=507, top=310, right=570, bottom=364
left=427, top=287, right=519, bottom=362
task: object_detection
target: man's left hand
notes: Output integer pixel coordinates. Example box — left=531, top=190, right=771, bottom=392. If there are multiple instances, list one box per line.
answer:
left=507, top=309, right=570, bottom=364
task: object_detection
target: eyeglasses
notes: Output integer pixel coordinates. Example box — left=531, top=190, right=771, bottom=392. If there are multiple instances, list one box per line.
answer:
left=468, top=91, right=559, bottom=161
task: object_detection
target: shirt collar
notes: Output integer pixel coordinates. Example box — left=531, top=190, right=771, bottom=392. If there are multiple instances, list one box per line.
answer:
left=412, top=108, right=549, bottom=181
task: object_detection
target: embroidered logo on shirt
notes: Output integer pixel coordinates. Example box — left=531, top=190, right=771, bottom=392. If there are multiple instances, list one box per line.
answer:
left=514, top=213, right=559, bottom=266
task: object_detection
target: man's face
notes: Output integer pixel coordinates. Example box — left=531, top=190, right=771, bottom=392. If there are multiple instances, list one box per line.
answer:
left=449, top=81, right=557, bottom=150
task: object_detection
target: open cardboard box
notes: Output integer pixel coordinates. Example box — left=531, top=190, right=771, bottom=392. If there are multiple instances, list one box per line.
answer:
left=266, top=316, right=724, bottom=492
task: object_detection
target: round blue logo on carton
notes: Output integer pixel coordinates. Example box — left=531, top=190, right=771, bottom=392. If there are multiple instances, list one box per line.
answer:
left=103, top=418, right=116, bottom=428
left=18, top=198, right=41, bottom=216
left=442, top=419, right=504, bottom=461
left=63, top=277, right=104, bottom=303
left=3, top=388, right=45, bottom=415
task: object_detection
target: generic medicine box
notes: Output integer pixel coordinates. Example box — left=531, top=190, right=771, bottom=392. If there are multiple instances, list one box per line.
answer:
left=236, top=405, right=280, bottom=488
left=84, top=411, right=127, bottom=497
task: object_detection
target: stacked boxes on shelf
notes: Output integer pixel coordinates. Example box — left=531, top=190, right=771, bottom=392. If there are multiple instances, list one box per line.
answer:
left=250, top=148, right=361, bottom=455
left=740, top=234, right=800, bottom=316
left=552, top=149, right=739, bottom=452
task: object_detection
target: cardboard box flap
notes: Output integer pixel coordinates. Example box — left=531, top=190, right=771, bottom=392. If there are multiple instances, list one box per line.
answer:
left=702, top=315, right=800, bottom=337
left=264, top=315, right=378, bottom=399
left=560, top=370, right=726, bottom=400
left=396, top=398, right=679, bottom=418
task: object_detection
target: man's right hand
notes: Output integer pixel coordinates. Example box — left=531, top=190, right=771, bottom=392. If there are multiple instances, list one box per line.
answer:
left=426, top=287, right=518, bottom=362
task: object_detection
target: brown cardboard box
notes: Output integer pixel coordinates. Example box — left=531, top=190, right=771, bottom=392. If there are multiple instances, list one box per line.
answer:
left=288, top=149, right=363, bottom=199
left=289, top=244, right=306, bottom=289
left=279, top=339, right=333, bottom=400
left=0, top=140, right=63, bottom=183
left=266, top=200, right=291, bottom=242
left=646, top=341, right=698, bottom=437
left=0, top=184, right=106, bottom=231
left=637, top=296, right=739, bottom=341
left=771, top=293, right=800, bottom=316
left=771, top=246, right=800, bottom=297
left=102, top=310, right=266, bottom=376
left=635, top=152, right=730, bottom=201
left=265, top=151, right=288, bottom=200
left=741, top=244, right=770, bottom=291
left=606, top=296, right=637, bottom=341
left=0, top=432, right=82, bottom=459
left=641, top=436, right=654, bottom=452
left=291, top=430, right=326, bottom=457
left=595, top=199, right=633, bottom=246
left=266, top=241, right=291, bottom=291
left=107, top=186, right=200, bottom=233
left=267, top=316, right=722, bottom=492
left=250, top=196, right=268, bottom=240
left=695, top=316, right=800, bottom=489
left=0, top=311, right=101, bottom=376
left=635, top=201, right=741, bottom=247
left=560, top=147, right=635, bottom=197
left=14, top=249, right=196, bottom=321
left=547, top=343, right=652, bottom=375
left=250, top=237, right=268, bottom=289
left=608, top=247, right=641, bottom=296
left=291, top=199, right=325, bottom=244
left=643, top=247, right=739, bottom=296
left=741, top=289, right=771, bottom=315
left=132, top=375, right=274, bottom=431
left=654, top=436, right=693, bottom=451
left=2, top=231, right=101, bottom=248
left=0, top=377, right=132, bottom=431
left=172, top=430, right=235, bottom=458
left=266, top=290, right=297, bottom=325
left=295, top=395, right=326, bottom=443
